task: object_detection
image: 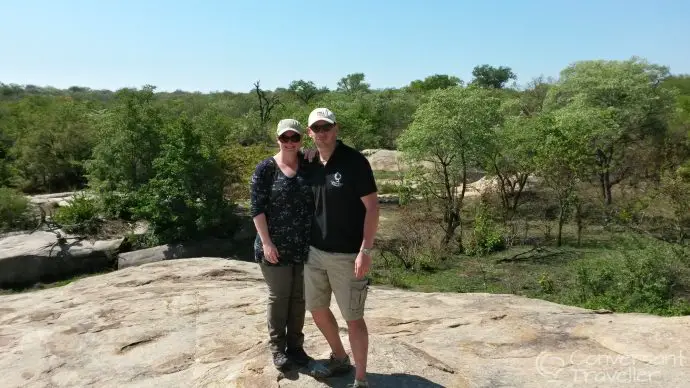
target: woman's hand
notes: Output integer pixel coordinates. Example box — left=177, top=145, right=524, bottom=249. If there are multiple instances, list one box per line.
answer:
left=262, top=242, right=280, bottom=264
left=302, top=148, right=318, bottom=162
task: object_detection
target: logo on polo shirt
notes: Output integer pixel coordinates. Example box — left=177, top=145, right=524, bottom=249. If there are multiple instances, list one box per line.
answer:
left=331, top=172, right=343, bottom=187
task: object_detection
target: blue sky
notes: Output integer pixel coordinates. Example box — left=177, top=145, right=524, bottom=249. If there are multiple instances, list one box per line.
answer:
left=1, top=0, right=688, bottom=93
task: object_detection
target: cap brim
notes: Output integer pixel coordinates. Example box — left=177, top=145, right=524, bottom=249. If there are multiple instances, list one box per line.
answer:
left=308, top=118, right=335, bottom=127
left=277, top=128, right=301, bottom=136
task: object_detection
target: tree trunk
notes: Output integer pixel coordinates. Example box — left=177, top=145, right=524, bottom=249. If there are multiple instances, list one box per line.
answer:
left=510, top=173, right=529, bottom=219
left=441, top=210, right=459, bottom=247
left=557, top=208, right=565, bottom=247
left=604, top=172, right=613, bottom=206
left=575, top=200, right=583, bottom=246
left=440, top=161, right=457, bottom=247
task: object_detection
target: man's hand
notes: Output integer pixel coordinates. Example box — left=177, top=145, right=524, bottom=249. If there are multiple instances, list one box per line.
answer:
left=354, top=251, right=372, bottom=279
left=262, top=242, right=280, bottom=264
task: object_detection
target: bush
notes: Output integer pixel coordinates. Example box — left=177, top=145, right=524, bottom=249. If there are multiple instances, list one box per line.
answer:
left=96, top=191, right=141, bottom=221
left=375, top=205, right=449, bottom=272
left=0, top=187, right=34, bottom=232
left=538, top=272, right=555, bottom=294
left=220, top=144, right=275, bottom=201
left=51, top=192, right=102, bottom=234
left=133, top=116, right=238, bottom=245
left=572, top=244, right=690, bottom=315
left=377, top=182, right=399, bottom=195
left=466, top=204, right=505, bottom=256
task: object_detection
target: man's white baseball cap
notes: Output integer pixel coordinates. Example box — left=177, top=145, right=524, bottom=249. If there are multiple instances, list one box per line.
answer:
left=308, top=108, right=336, bottom=127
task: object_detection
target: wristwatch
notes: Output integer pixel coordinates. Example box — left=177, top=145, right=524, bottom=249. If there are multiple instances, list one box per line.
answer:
left=360, top=248, right=373, bottom=256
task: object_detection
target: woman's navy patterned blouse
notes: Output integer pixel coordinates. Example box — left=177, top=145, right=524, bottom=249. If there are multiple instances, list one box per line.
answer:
left=249, top=156, right=314, bottom=266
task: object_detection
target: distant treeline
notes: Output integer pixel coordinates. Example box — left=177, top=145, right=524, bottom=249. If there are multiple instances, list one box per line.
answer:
left=0, top=60, right=688, bottom=197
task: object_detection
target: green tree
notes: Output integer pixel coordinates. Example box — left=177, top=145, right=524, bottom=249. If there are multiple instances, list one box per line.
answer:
left=288, top=80, right=328, bottom=104
left=471, top=65, right=517, bottom=89
left=7, top=96, right=95, bottom=192
left=135, top=116, right=235, bottom=244
left=484, top=77, right=553, bottom=220
left=318, top=92, right=380, bottom=149
left=544, top=57, right=675, bottom=205
left=408, top=74, right=462, bottom=92
left=486, top=109, right=538, bottom=221
left=532, top=104, right=605, bottom=246
left=398, top=86, right=503, bottom=248
left=661, top=75, right=690, bottom=171
left=337, top=73, right=370, bottom=93
left=86, top=86, right=163, bottom=217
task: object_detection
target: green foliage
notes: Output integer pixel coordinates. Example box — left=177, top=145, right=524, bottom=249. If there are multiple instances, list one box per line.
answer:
left=398, top=86, right=504, bottom=247
left=51, top=193, right=101, bottom=234
left=408, top=74, right=462, bottom=92
left=537, top=272, right=555, bottom=294
left=0, top=187, right=33, bottom=232
left=466, top=204, right=505, bottom=256
left=658, top=169, right=690, bottom=243
left=133, top=116, right=237, bottom=244
left=287, top=80, right=328, bottom=104
left=471, top=65, right=517, bottom=89
left=6, top=96, right=95, bottom=193
left=336, top=73, right=370, bottom=93
left=375, top=206, right=449, bottom=273
left=572, top=244, right=690, bottom=315
left=220, top=144, right=276, bottom=201
left=530, top=104, right=606, bottom=245
left=318, top=92, right=381, bottom=149
left=86, top=86, right=163, bottom=197
left=544, top=57, right=676, bottom=205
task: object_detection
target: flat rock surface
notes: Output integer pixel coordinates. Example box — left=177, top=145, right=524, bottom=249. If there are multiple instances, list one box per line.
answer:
left=1, top=258, right=688, bottom=387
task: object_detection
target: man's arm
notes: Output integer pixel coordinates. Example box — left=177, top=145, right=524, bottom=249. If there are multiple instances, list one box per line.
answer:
left=359, top=192, right=379, bottom=251
left=354, top=191, right=379, bottom=279
left=353, top=153, right=379, bottom=279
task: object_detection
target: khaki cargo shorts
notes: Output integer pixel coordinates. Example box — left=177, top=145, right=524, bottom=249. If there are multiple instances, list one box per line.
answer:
left=304, top=246, right=369, bottom=321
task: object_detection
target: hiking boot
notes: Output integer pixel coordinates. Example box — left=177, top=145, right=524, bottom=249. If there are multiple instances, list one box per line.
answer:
left=347, top=380, right=369, bottom=388
left=286, top=346, right=311, bottom=366
left=309, top=353, right=352, bottom=378
left=272, top=351, right=289, bottom=369
left=326, top=353, right=353, bottom=375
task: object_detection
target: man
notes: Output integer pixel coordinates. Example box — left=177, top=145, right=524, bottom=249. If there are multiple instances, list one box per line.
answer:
left=303, top=107, right=379, bottom=388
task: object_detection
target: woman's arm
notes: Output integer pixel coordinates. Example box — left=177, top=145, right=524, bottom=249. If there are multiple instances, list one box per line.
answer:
left=250, top=160, right=279, bottom=263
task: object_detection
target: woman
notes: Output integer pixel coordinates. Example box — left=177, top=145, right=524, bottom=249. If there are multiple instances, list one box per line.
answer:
left=249, top=118, right=314, bottom=370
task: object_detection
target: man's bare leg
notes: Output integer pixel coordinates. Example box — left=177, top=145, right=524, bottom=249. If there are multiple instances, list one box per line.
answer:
left=347, top=318, right=368, bottom=381
left=310, top=307, right=347, bottom=359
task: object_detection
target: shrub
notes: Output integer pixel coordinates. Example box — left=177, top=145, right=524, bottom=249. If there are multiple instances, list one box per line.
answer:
left=377, top=182, right=399, bottom=195
left=466, top=204, right=505, bottom=256
left=375, top=205, right=449, bottom=272
left=572, top=244, right=690, bottom=315
left=51, top=192, right=101, bottom=234
left=0, top=187, right=34, bottom=232
left=220, top=143, right=275, bottom=201
left=133, top=116, right=238, bottom=245
left=538, top=272, right=555, bottom=294
left=658, top=170, right=690, bottom=243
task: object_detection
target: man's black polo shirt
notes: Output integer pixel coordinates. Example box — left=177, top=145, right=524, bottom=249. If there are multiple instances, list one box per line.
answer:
left=307, top=140, right=377, bottom=254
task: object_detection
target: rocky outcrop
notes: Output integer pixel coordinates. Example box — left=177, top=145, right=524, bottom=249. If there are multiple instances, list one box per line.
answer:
left=1, top=258, right=688, bottom=387
left=27, top=191, right=90, bottom=208
left=117, top=238, right=238, bottom=269
left=0, top=231, right=123, bottom=288
left=363, top=149, right=435, bottom=172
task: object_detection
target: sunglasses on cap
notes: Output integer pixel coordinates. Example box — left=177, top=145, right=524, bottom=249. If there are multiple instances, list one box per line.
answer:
left=310, top=123, right=335, bottom=133
left=278, top=133, right=301, bottom=143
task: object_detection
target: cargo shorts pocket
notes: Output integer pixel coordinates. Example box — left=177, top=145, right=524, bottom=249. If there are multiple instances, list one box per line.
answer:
left=349, top=278, right=369, bottom=313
